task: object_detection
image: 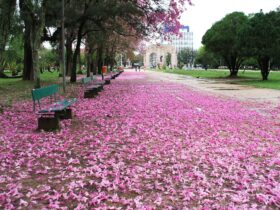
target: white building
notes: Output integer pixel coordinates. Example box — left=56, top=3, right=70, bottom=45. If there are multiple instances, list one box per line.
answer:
left=170, top=26, right=193, bottom=52
left=143, top=44, right=177, bottom=69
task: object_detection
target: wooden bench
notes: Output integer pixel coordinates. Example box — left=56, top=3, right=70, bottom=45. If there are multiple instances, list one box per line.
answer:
left=32, top=84, right=77, bottom=131
left=81, top=76, right=104, bottom=98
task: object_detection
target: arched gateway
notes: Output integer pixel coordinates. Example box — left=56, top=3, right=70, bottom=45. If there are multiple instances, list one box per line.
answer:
left=144, top=44, right=177, bottom=69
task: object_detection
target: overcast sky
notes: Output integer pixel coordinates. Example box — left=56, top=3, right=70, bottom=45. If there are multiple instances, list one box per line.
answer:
left=180, top=0, right=280, bottom=49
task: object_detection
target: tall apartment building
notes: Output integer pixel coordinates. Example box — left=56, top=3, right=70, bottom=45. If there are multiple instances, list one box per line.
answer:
left=170, top=25, right=193, bottom=52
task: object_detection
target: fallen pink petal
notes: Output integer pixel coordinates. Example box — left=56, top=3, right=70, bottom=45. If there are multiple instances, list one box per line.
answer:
left=0, top=71, right=280, bottom=209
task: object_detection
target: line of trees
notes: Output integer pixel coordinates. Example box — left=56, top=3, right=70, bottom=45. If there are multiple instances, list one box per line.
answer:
left=201, top=9, right=280, bottom=80
left=0, top=0, right=191, bottom=87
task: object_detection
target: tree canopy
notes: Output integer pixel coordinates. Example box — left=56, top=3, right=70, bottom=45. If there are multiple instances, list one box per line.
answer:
left=202, top=9, right=280, bottom=80
left=202, top=12, right=248, bottom=76
left=0, top=0, right=192, bottom=86
left=240, top=10, right=280, bottom=80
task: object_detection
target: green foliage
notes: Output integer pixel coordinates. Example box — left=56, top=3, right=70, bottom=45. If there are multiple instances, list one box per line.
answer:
left=0, top=0, right=17, bottom=74
left=195, top=46, right=220, bottom=69
left=39, top=47, right=58, bottom=71
left=202, top=12, right=248, bottom=75
left=4, top=34, right=24, bottom=75
left=165, top=53, right=171, bottom=66
left=241, top=11, right=280, bottom=59
left=125, top=52, right=143, bottom=66
left=177, top=48, right=195, bottom=68
left=240, top=10, right=280, bottom=79
left=241, top=57, right=258, bottom=69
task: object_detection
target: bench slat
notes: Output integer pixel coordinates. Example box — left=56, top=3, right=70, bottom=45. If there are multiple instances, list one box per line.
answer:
left=32, top=85, right=76, bottom=113
left=38, top=98, right=77, bottom=113
left=32, top=84, right=59, bottom=101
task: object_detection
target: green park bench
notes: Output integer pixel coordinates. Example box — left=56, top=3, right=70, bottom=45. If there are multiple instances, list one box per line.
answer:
left=32, top=84, right=77, bottom=131
left=81, top=76, right=104, bottom=98
left=111, top=69, right=122, bottom=79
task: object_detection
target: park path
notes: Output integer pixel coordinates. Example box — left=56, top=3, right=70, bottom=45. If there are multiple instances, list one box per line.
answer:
left=145, top=69, right=280, bottom=107
left=0, top=71, right=280, bottom=209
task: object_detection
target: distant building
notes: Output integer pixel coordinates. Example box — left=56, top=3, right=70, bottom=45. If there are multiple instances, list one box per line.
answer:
left=143, top=44, right=177, bottom=69
left=170, top=25, right=193, bottom=52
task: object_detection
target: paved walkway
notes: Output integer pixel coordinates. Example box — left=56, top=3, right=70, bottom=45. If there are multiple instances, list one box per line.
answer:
left=145, top=70, right=280, bottom=107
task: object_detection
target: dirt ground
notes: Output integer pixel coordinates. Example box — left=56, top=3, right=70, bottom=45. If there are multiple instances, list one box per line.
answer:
left=144, top=70, right=280, bottom=108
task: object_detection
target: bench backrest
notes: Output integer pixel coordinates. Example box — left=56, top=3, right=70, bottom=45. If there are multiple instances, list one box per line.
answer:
left=32, top=84, right=59, bottom=111
left=81, top=76, right=98, bottom=84
left=32, top=84, right=59, bottom=101
left=81, top=77, right=92, bottom=84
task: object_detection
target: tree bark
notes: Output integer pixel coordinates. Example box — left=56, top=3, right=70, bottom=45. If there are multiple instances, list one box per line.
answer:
left=58, top=35, right=63, bottom=77
left=70, top=22, right=84, bottom=83
left=20, top=0, right=46, bottom=87
left=66, top=34, right=73, bottom=76
left=258, top=56, right=270, bottom=80
left=229, top=69, right=238, bottom=77
left=92, top=60, right=97, bottom=75
left=22, top=25, right=34, bottom=80
left=224, top=54, right=240, bottom=77
left=97, top=45, right=103, bottom=75
left=86, top=43, right=93, bottom=77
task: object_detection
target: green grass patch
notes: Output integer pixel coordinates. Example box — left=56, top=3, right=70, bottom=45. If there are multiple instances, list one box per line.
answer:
left=162, top=69, right=230, bottom=78
left=0, top=71, right=62, bottom=104
left=158, top=69, right=280, bottom=90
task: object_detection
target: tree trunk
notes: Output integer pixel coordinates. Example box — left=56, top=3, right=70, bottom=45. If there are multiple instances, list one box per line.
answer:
left=86, top=46, right=93, bottom=77
left=97, top=45, right=103, bottom=75
left=22, top=26, right=34, bottom=80
left=70, top=22, right=84, bottom=83
left=31, top=3, right=46, bottom=88
left=20, top=0, right=46, bottom=87
left=92, top=61, right=97, bottom=75
left=224, top=55, right=240, bottom=77
left=58, top=36, right=63, bottom=77
left=258, top=56, right=270, bottom=80
left=66, top=34, right=73, bottom=76
left=32, top=41, right=40, bottom=88
left=0, top=56, right=6, bottom=78
left=110, top=56, right=114, bottom=72
left=230, top=69, right=238, bottom=77
left=77, top=49, right=81, bottom=73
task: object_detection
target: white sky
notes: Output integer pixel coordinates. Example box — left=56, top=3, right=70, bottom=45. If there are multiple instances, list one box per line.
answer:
left=180, top=0, right=280, bottom=49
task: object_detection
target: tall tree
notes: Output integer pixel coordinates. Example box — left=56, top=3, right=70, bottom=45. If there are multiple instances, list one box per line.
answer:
left=0, top=0, right=17, bottom=77
left=177, top=48, right=196, bottom=68
left=241, top=10, right=280, bottom=80
left=19, top=0, right=47, bottom=88
left=202, top=12, right=248, bottom=77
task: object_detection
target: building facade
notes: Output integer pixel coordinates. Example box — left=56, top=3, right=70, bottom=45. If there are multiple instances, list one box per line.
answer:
left=143, top=44, right=177, bottom=69
left=170, top=25, right=193, bottom=52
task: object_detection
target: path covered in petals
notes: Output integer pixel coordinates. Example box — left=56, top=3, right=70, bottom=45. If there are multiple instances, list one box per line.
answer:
left=0, top=71, right=280, bottom=209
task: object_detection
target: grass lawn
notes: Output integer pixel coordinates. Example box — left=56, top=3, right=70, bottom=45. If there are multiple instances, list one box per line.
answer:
left=160, top=69, right=280, bottom=90
left=0, top=71, right=62, bottom=105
